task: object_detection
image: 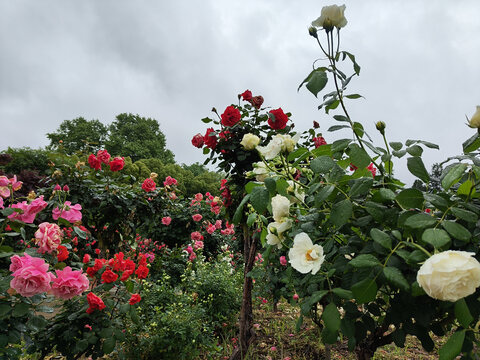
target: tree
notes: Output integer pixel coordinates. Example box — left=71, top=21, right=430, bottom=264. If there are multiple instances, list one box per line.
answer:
left=46, top=117, right=108, bottom=154
left=106, top=113, right=175, bottom=163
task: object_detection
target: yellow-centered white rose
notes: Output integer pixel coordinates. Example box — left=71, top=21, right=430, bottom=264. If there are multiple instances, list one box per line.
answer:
left=417, top=250, right=480, bottom=302
left=240, top=133, right=260, bottom=150
left=311, top=4, right=347, bottom=30
left=468, top=106, right=480, bottom=128
left=288, top=233, right=325, bottom=275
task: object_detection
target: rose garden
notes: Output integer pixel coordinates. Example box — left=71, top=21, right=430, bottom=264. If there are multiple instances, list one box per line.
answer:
left=2, top=4, right=480, bottom=360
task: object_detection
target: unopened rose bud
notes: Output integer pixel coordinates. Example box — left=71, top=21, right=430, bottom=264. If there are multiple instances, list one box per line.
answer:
left=27, top=191, right=36, bottom=200
left=63, top=185, right=69, bottom=192
left=54, top=184, right=61, bottom=191
left=313, top=120, right=320, bottom=129
left=211, top=107, right=217, bottom=114
left=375, top=121, right=386, bottom=135
left=468, top=106, right=480, bottom=129
left=308, top=26, right=318, bottom=38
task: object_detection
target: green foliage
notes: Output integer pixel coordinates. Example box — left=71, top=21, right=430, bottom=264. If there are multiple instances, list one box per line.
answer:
left=1, top=147, right=50, bottom=175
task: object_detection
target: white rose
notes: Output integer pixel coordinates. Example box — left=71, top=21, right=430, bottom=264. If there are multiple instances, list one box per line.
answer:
left=257, top=136, right=284, bottom=160
left=468, top=106, right=480, bottom=128
left=240, top=133, right=260, bottom=150
left=312, top=4, right=347, bottom=30
left=287, top=180, right=305, bottom=203
left=266, top=220, right=292, bottom=249
left=252, top=162, right=269, bottom=182
left=417, top=250, right=480, bottom=302
left=271, top=194, right=290, bottom=222
left=288, top=232, right=325, bottom=275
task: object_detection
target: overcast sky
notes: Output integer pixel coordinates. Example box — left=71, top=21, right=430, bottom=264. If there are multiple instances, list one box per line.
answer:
left=1, top=1, right=479, bottom=183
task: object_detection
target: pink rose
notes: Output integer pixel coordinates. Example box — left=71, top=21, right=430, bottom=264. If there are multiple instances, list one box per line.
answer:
left=52, top=201, right=82, bottom=223
left=51, top=266, right=89, bottom=299
left=9, top=253, right=33, bottom=273
left=161, top=216, right=171, bottom=226
left=0, top=176, right=10, bottom=198
left=191, top=133, right=204, bottom=148
left=163, top=176, right=178, bottom=187
left=141, top=178, right=156, bottom=192
left=0, top=197, right=3, bottom=210
left=191, top=231, right=203, bottom=241
left=193, top=241, right=204, bottom=250
left=34, top=222, right=63, bottom=254
left=192, top=214, right=202, bottom=222
left=215, top=220, right=222, bottom=229
left=96, top=149, right=111, bottom=164
left=206, top=224, right=216, bottom=234
left=10, top=255, right=54, bottom=297
left=185, top=245, right=194, bottom=255
left=279, top=256, right=287, bottom=266
left=8, top=196, right=48, bottom=223
left=109, top=157, right=125, bottom=172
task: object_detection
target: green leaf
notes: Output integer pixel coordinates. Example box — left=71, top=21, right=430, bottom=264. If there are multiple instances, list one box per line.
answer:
left=422, top=228, right=451, bottom=249
left=201, top=117, right=212, bottom=123
left=406, top=145, right=423, bottom=157
left=322, top=303, right=341, bottom=332
left=462, top=132, right=480, bottom=153
left=349, top=178, right=373, bottom=198
left=245, top=181, right=262, bottom=194
left=389, top=142, right=403, bottom=151
left=457, top=180, right=475, bottom=197
left=232, top=194, right=251, bottom=224
left=349, top=254, right=381, bottom=268
left=103, top=337, right=116, bottom=354
left=451, top=207, right=478, bottom=223
left=438, top=329, right=466, bottom=360
left=442, top=221, right=471, bottom=242
left=305, top=69, right=328, bottom=97
left=404, top=213, right=437, bottom=229
left=74, top=226, right=88, bottom=240
left=332, top=138, right=352, bottom=153
left=383, top=267, right=410, bottom=292
left=333, top=115, right=349, bottom=122
left=264, top=177, right=276, bottom=195
left=407, top=156, right=430, bottom=183
left=315, top=185, right=335, bottom=205
left=441, top=163, right=468, bottom=190
left=311, top=156, right=335, bottom=174
left=352, top=122, right=364, bottom=138
left=328, top=125, right=350, bottom=132
left=0, top=304, right=11, bottom=317
left=345, top=94, right=363, bottom=99
left=374, top=188, right=396, bottom=202
left=250, top=187, right=270, bottom=214
left=247, top=213, right=257, bottom=227
left=454, top=299, right=473, bottom=328
left=348, top=144, right=370, bottom=169
left=370, top=228, right=392, bottom=250
left=332, top=288, right=353, bottom=300
left=12, top=302, right=30, bottom=317
left=330, top=199, right=352, bottom=227
left=351, top=278, right=377, bottom=304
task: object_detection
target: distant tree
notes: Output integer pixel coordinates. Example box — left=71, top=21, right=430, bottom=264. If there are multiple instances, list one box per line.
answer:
left=46, top=117, right=108, bottom=154
left=412, top=162, right=443, bottom=193
left=106, top=113, right=175, bottom=163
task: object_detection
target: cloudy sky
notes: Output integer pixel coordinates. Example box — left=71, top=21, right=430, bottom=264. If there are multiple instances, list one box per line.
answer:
left=1, top=0, right=479, bottom=183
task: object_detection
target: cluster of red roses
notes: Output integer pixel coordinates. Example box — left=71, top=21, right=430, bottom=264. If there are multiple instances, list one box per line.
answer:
left=87, top=149, right=124, bottom=172
left=191, top=90, right=290, bottom=150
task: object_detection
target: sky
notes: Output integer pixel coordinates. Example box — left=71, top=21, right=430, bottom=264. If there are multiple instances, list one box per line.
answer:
left=1, top=0, right=479, bottom=184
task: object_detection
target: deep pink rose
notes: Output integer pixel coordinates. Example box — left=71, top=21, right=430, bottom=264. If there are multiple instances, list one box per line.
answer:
left=34, top=222, right=63, bottom=254
left=8, top=196, right=47, bottom=223
left=96, top=149, right=111, bottom=164
left=51, top=267, right=89, bottom=299
left=163, top=176, right=178, bottom=187
left=268, top=108, right=289, bottom=130
left=191, top=133, right=204, bottom=148
left=0, top=176, right=10, bottom=198
left=190, top=231, right=203, bottom=241
left=192, top=214, right=202, bottom=222
left=88, top=154, right=101, bottom=170
left=141, top=178, right=156, bottom=192
left=162, top=216, right=171, bottom=225
left=367, top=163, right=377, bottom=177
left=279, top=256, right=287, bottom=266
left=221, top=106, right=241, bottom=127
left=313, top=136, right=327, bottom=148
left=109, top=157, right=124, bottom=172
left=204, top=128, right=217, bottom=149
left=9, top=253, right=33, bottom=273
left=52, top=201, right=82, bottom=223
left=206, top=223, right=216, bottom=234
left=10, top=255, right=54, bottom=297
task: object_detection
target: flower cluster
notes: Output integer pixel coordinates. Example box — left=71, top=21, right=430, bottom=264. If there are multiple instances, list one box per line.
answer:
left=87, top=149, right=124, bottom=172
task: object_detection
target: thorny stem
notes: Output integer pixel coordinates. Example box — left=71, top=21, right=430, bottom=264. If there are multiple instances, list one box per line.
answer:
left=323, top=30, right=384, bottom=177
left=382, top=133, right=392, bottom=177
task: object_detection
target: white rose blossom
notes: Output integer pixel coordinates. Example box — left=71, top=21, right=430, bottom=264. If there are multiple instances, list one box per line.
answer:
left=257, top=134, right=300, bottom=160
left=288, top=233, right=325, bottom=275
left=271, top=194, right=290, bottom=222
left=312, top=4, right=347, bottom=30
left=287, top=180, right=305, bottom=203
left=266, top=220, right=292, bottom=249
left=240, top=133, right=260, bottom=150
left=468, top=106, right=480, bottom=128
left=252, top=162, right=269, bottom=182
left=417, top=250, right=480, bottom=302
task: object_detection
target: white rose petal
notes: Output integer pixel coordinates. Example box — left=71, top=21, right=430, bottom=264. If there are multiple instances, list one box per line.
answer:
left=312, top=4, right=347, bottom=30
left=288, top=233, right=325, bottom=275
left=271, top=194, right=290, bottom=222
left=417, top=250, right=480, bottom=302
left=252, top=162, right=269, bottom=182
left=240, top=133, right=261, bottom=150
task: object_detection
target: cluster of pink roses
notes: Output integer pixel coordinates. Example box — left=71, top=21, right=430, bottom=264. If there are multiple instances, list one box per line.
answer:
left=9, top=253, right=89, bottom=299
left=52, top=201, right=82, bottom=223
left=0, top=175, right=22, bottom=208
left=88, top=149, right=124, bottom=172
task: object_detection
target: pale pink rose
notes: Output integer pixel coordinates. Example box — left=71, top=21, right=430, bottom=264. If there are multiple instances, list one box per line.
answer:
left=215, top=220, right=222, bottom=229
left=8, top=196, right=47, bottom=223
left=0, top=176, right=10, bottom=198
left=0, top=197, right=3, bottom=209
left=194, top=241, right=204, bottom=250
left=51, top=266, right=89, bottom=299
left=10, top=256, right=54, bottom=297
left=34, top=222, right=63, bottom=254
left=161, top=216, right=171, bottom=226
left=279, top=256, right=287, bottom=266
left=192, top=214, right=203, bottom=222
left=52, top=201, right=82, bottom=223
left=9, top=253, right=34, bottom=273
left=206, top=223, right=216, bottom=234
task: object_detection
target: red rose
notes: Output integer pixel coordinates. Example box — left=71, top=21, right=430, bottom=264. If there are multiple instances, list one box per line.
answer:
left=313, top=136, right=327, bottom=148
left=204, top=128, right=217, bottom=149
left=83, top=254, right=91, bottom=264
left=120, top=270, right=133, bottom=281
left=86, top=267, right=96, bottom=277
left=220, top=106, right=241, bottom=127
left=101, top=269, right=118, bottom=283
left=109, top=157, right=124, bottom=172
left=88, top=154, right=101, bottom=170
left=240, top=90, right=252, bottom=101
left=129, top=293, right=141, bottom=305
left=96, top=150, right=111, bottom=164
left=191, top=133, right=204, bottom=148
left=141, top=178, right=156, bottom=192
left=268, top=108, right=288, bottom=130
left=57, top=245, right=69, bottom=262
left=219, top=130, right=231, bottom=140
left=86, top=292, right=106, bottom=314
left=135, top=265, right=149, bottom=279
left=251, top=96, right=264, bottom=109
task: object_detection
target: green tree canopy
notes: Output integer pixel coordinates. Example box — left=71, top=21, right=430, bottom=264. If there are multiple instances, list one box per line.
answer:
left=46, top=117, right=108, bottom=154
left=106, top=113, right=175, bottom=163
